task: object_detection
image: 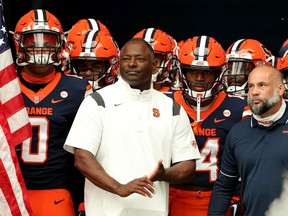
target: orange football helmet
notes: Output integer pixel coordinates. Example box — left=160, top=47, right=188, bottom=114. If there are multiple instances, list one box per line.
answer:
left=133, top=28, right=179, bottom=86
left=177, top=39, right=185, bottom=52
left=62, top=18, right=111, bottom=73
left=66, top=18, right=111, bottom=52
left=224, top=38, right=275, bottom=95
left=167, top=33, right=182, bottom=89
left=279, top=39, right=288, bottom=59
left=70, top=30, right=119, bottom=91
left=277, top=39, right=288, bottom=98
left=179, top=35, right=226, bottom=100
left=13, top=9, right=64, bottom=66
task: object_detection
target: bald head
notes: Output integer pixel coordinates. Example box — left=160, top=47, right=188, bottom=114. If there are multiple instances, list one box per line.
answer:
left=247, top=65, right=285, bottom=117
left=248, top=65, right=283, bottom=86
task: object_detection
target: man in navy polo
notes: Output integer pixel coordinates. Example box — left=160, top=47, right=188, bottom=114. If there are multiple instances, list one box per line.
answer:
left=208, top=65, right=288, bottom=216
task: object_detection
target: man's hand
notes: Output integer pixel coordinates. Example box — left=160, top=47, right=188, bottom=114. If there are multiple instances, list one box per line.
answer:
left=148, top=159, right=165, bottom=181
left=116, top=176, right=155, bottom=198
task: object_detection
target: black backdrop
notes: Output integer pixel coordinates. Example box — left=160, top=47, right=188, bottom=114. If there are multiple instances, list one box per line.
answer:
left=3, top=0, right=288, bottom=57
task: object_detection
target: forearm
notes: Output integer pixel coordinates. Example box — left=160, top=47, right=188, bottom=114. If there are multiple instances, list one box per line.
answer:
left=74, top=148, right=121, bottom=195
left=162, top=160, right=196, bottom=184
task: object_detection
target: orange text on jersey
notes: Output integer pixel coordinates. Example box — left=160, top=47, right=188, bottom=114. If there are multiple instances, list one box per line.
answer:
left=193, top=128, right=216, bottom=136
left=26, top=107, right=53, bottom=115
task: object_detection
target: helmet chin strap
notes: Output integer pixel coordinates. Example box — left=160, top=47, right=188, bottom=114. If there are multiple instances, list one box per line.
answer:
left=89, top=80, right=100, bottom=91
left=151, top=70, right=161, bottom=82
left=190, top=87, right=214, bottom=100
left=196, top=94, right=202, bottom=122
left=152, top=58, right=166, bottom=83
left=90, top=73, right=106, bottom=91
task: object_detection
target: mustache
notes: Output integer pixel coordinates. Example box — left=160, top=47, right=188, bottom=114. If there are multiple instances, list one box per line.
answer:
left=247, top=96, right=262, bottom=103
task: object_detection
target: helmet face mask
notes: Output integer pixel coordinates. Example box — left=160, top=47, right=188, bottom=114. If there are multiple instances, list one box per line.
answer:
left=153, top=52, right=175, bottom=83
left=70, top=30, right=119, bottom=91
left=133, top=28, right=179, bottom=87
left=179, top=35, right=226, bottom=101
left=180, top=65, right=223, bottom=100
left=223, top=60, right=255, bottom=94
left=14, top=9, right=64, bottom=67
left=281, top=70, right=288, bottom=99
left=72, top=59, right=109, bottom=79
left=224, top=38, right=274, bottom=95
left=282, top=70, right=288, bottom=87
left=19, top=32, right=62, bottom=65
left=278, top=40, right=288, bottom=99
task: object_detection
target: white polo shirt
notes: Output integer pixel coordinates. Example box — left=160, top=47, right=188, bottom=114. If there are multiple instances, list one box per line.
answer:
left=64, top=77, right=200, bottom=216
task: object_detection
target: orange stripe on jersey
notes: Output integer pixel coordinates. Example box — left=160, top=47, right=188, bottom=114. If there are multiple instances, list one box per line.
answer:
left=160, top=86, right=171, bottom=93
left=20, top=72, right=62, bottom=103
left=174, top=91, right=227, bottom=121
left=86, top=83, right=92, bottom=91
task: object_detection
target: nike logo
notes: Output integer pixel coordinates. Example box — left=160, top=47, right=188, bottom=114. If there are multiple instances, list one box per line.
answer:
left=114, top=103, right=123, bottom=106
left=230, top=203, right=238, bottom=216
left=214, top=118, right=226, bottom=123
left=54, top=199, right=65, bottom=205
left=51, top=98, right=64, bottom=104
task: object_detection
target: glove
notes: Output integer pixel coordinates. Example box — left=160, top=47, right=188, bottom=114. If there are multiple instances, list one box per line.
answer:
left=230, top=202, right=241, bottom=216
left=77, top=202, right=85, bottom=216
left=77, top=211, right=85, bottom=216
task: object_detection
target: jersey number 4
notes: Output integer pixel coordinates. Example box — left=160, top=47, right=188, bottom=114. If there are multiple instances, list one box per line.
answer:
left=196, top=137, right=220, bottom=182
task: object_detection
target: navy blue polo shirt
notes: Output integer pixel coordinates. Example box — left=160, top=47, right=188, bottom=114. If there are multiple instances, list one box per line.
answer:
left=209, top=103, right=288, bottom=216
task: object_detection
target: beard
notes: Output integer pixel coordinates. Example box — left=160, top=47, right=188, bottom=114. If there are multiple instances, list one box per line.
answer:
left=247, top=89, right=280, bottom=115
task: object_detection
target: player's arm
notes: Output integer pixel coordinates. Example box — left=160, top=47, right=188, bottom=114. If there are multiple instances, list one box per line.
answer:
left=74, top=148, right=156, bottom=198
left=148, top=159, right=196, bottom=184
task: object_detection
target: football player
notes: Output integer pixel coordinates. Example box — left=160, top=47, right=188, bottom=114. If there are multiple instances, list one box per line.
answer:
left=223, top=38, right=275, bottom=96
left=13, top=9, right=92, bottom=216
left=133, top=27, right=181, bottom=92
left=167, top=35, right=251, bottom=216
left=69, top=30, right=119, bottom=91
left=62, top=18, right=111, bottom=73
left=277, top=39, right=288, bottom=99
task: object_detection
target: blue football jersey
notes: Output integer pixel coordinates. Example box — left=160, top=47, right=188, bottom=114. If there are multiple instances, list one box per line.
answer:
left=16, top=72, right=90, bottom=189
left=171, top=91, right=251, bottom=187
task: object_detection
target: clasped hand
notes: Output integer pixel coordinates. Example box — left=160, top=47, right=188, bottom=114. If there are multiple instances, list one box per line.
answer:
left=116, top=159, right=165, bottom=198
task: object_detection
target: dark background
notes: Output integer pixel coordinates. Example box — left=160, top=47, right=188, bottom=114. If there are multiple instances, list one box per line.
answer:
left=3, top=0, right=288, bottom=57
